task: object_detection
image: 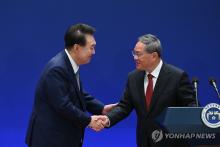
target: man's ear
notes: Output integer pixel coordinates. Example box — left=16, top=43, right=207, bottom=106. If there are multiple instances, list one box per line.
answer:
left=73, top=44, right=80, bottom=52
left=152, top=52, right=158, bottom=58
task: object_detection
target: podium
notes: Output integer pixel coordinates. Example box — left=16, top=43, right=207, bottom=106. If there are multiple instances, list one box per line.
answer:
left=155, top=107, right=220, bottom=145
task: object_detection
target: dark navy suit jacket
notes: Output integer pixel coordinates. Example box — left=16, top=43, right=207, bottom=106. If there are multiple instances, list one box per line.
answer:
left=107, top=63, right=196, bottom=147
left=25, top=50, right=104, bottom=147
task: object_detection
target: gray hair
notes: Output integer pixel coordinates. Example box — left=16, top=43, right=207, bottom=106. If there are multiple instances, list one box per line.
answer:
left=138, top=34, right=162, bottom=57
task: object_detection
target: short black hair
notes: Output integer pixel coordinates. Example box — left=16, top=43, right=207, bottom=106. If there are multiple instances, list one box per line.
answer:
left=64, top=23, right=96, bottom=49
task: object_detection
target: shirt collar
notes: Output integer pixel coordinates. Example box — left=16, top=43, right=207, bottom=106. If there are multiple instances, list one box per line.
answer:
left=146, top=59, right=163, bottom=78
left=65, top=49, right=79, bottom=74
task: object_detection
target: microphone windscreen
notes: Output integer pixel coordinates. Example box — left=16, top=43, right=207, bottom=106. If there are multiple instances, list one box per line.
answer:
left=209, top=77, right=216, bottom=85
left=192, top=77, right=199, bottom=83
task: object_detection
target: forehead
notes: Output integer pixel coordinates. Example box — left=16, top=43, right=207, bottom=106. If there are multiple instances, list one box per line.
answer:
left=85, top=34, right=96, bottom=45
left=134, top=41, right=146, bottom=51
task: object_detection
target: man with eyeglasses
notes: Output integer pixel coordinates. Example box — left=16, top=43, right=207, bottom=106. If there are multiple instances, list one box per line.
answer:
left=25, top=23, right=117, bottom=147
left=102, top=34, right=196, bottom=147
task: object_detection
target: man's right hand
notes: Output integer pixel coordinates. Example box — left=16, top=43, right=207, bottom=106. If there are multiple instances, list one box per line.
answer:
left=88, top=115, right=106, bottom=131
left=100, top=115, right=110, bottom=127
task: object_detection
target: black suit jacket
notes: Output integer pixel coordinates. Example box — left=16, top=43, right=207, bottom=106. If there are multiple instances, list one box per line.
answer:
left=25, top=51, right=104, bottom=147
left=107, top=63, right=196, bottom=147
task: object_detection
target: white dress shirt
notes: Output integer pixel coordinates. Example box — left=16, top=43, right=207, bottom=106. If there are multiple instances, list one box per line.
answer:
left=144, top=60, right=163, bottom=95
left=65, top=49, right=79, bottom=74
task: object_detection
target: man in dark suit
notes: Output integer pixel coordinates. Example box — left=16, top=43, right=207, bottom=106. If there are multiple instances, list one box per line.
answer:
left=25, top=23, right=116, bottom=147
left=102, top=34, right=196, bottom=147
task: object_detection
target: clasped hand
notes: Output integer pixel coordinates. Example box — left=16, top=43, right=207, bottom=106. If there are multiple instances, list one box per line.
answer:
left=88, top=115, right=109, bottom=131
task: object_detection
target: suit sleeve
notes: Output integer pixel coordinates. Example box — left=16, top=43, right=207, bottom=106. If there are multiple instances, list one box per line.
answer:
left=177, top=72, right=197, bottom=106
left=44, top=67, right=91, bottom=128
left=107, top=78, right=134, bottom=127
left=82, top=89, right=104, bottom=115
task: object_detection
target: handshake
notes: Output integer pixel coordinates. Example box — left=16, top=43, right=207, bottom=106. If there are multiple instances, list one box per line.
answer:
left=88, top=103, right=117, bottom=131
left=88, top=115, right=110, bottom=131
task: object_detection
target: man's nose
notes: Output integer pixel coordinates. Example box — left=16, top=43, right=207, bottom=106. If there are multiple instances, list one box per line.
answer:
left=91, top=49, right=95, bottom=55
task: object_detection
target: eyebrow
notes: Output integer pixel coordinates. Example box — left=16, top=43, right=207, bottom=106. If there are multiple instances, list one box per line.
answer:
left=134, top=51, right=142, bottom=53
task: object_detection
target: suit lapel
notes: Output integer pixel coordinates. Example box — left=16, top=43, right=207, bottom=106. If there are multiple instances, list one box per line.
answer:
left=148, top=63, right=171, bottom=113
left=63, top=51, right=87, bottom=111
left=136, top=71, right=148, bottom=112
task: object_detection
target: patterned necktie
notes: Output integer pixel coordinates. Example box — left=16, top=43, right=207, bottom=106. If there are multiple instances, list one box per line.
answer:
left=75, top=70, right=80, bottom=90
left=146, top=74, right=153, bottom=110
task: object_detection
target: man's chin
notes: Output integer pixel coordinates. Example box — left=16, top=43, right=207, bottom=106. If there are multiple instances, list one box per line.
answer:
left=80, top=60, right=91, bottom=65
left=83, top=58, right=92, bottom=64
left=136, top=66, right=144, bottom=71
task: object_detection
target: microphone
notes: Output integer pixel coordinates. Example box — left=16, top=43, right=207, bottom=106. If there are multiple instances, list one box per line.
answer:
left=192, top=77, right=199, bottom=107
left=209, top=77, right=220, bottom=98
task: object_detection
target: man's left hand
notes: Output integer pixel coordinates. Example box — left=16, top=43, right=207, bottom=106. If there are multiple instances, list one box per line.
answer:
left=102, top=103, right=118, bottom=115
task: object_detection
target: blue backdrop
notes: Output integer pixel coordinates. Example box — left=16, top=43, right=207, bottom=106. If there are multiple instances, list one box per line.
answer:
left=1, top=0, right=220, bottom=146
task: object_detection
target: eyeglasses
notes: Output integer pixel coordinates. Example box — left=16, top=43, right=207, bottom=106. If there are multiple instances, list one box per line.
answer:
left=131, top=50, right=146, bottom=58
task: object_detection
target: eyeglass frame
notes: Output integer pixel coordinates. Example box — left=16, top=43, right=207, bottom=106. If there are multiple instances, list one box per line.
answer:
left=131, top=50, right=148, bottom=58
